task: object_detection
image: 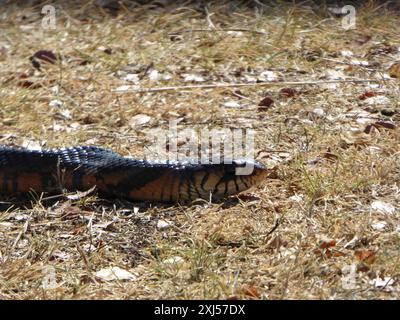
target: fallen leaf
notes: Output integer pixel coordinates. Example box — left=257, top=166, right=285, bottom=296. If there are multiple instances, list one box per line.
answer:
left=356, top=262, right=370, bottom=273
left=183, top=74, right=205, bottom=82
left=364, top=124, right=375, bottom=134
left=148, top=69, right=160, bottom=81
left=93, top=221, right=116, bottom=232
left=163, top=256, right=184, bottom=265
left=319, top=237, right=336, bottom=249
left=129, top=114, right=151, bottom=128
left=258, top=96, right=274, bottom=110
left=358, top=91, right=377, bottom=100
left=17, top=80, right=41, bottom=89
left=373, top=120, right=396, bottom=130
left=33, top=50, right=57, bottom=63
left=223, top=101, right=241, bottom=108
left=371, top=220, right=387, bottom=231
left=354, top=249, right=377, bottom=265
left=388, top=63, right=400, bottom=78
left=341, top=130, right=372, bottom=147
left=30, top=50, right=57, bottom=70
left=122, top=74, right=140, bottom=83
left=49, top=250, right=70, bottom=262
left=98, top=46, right=112, bottom=55
left=240, top=285, right=261, bottom=299
left=49, top=99, right=63, bottom=108
left=341, top=50, right=353, bottom=57
left=312, top=108, right=325, bottom=117
left=365, top=120, right=395, bottom=134
left=354, top=34, right=371, bottom=45
left=280, top=87, right=297, bottom=97
left=258, top=70, right=277, bottom=81
left=322, top=151, right=338, bottom=162
left=371, top=200, right=395, bottom=215
left=370, top=276, right=394, bottom=289
left=350, top=59, right=369, bottom=66
left=94, top=266, right=136, bottom=281
left=157, top=219, right=172, bottom=230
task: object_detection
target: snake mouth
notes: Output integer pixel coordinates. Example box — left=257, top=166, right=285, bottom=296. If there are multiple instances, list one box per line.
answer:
left=201, top=159, right=268, bottom=200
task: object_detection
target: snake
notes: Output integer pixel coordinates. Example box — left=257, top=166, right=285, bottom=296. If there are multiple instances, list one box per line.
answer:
left=0, top=144, right=267, bottom=202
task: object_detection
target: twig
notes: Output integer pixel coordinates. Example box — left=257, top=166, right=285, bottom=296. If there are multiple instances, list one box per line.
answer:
left=114, top=79, right=385, bottom=94
left=204, top=5, right=215, bottom=29
left=12, top=219, right=30, bottom=249
left=266, top=218, right=280, bottom=237
left=76, top=242, right=91, bottom=271
left=169, top=28, right=269, bottom=36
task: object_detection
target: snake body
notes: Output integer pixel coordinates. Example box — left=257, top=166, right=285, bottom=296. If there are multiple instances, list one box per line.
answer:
left=0, top=145, right=267, bottom=202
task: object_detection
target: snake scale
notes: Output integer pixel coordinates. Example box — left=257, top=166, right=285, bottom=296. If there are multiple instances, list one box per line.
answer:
left=0, top=145, right=267, bottom=202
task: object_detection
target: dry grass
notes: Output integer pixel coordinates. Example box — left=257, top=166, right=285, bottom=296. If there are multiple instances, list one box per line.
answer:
left=0, top=1, right=400, bottom=299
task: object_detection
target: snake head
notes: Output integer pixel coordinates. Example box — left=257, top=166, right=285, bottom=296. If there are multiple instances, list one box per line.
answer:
left=188, top=159, right=268, bottom=201
left=225, top=158, right=268, bottom=193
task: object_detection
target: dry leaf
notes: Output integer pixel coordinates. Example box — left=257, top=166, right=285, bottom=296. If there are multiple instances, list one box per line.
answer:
left=373, top=120, right=396, bottom=130
left=354, top=249, right=377, bottom=265
left=258, top=96, right=274, bottom=110
left=358, top=91, right=377, bottom=100
left=163, top=256, right=184, bottom=265
left=371, top=220, right=387, bottom=231
left=258, top=70, right=277, bottom=81
left=223, top=101, right=241, bottom=108
left=341, top=130, right=372, bottom=147
left=370, top=276, right=394, bottom=289
left=33, top=50, right=57, bottom=63
left=240, top=285, right=261, bottom=299
left=17, top=80, right=40, bottom=89
left=319, top=237, right=336, bottom=249
left=356, top=262, right=370, bottom=272
left=388, top=63, right=400, bottom=78
left=94, top=266, right=137, bottom=281
left=49, top=250, right=70, bottom=262
left=157, top=219, right=172, bottom=230
left=30, top=50, right=57, bottom=70
left=122, top=74, right=140, bottom=83
left=280, top=87, right=297, bottom=97
left=354, top=34, right=371, bottom=45
left=129, top=114, right=151, bottom=128
left=183, top=74, right=205, bottom=82
left=371, top=201, right=395, bottom=215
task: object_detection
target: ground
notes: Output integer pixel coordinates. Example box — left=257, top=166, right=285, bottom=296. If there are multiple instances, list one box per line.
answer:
left=0, top=1, right=399, bottom=299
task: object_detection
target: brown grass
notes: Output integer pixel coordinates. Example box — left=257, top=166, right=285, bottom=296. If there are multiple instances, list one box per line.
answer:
left=0, top=1, right=399, bottom=299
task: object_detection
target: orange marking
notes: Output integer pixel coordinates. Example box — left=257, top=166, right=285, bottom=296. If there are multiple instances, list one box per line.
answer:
left=201, top=170, right=221, bottom=192
left=129, top=172, right=177, bottom=202
left=81, top=174, right=99, bottom=190
left=16, top=173, right=43, bottom=193
left=0, top=173, right=6, bottom=193
left=63, top=173, right=74, bottom=190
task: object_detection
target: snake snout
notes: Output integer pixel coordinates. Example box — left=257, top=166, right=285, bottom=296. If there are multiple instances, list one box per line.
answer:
left=211, top=159, right=268, bottom=198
